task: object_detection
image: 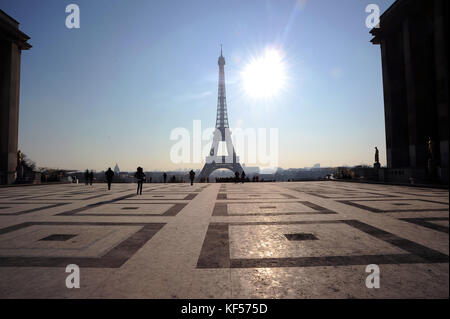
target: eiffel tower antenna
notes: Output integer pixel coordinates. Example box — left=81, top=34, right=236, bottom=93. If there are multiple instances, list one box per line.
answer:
left=199, top=47, right=244, bottom=181
left=216, top=44, right=228, bottom=136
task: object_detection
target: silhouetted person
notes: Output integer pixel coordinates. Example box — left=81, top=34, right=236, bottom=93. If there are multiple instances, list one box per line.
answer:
left=241, top=171, right=246, bottom=184
left=89, top=171, right=94, bottom=185
left=189, top=170, right=195, bottom=186
left=234, top=171, right=240, bottom=183
left=84, top=170, right=89, bottom=185
left=105, top=168, right=114, bottom=190
left=163, top=172, right=167, bottom=183
left=135, top=167, right=146, bottom=195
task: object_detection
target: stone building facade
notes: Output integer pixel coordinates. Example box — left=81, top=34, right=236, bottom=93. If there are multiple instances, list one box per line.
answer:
left=0, top=10, right=31, bottom=184
left=371, top=0, right=448, bottom=184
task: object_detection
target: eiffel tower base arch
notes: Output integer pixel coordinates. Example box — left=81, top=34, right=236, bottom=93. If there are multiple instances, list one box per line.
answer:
left=198, top=162, right=244, bottom=181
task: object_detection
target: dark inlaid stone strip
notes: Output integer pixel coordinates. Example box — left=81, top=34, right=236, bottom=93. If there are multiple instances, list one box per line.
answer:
left=84, top=194, right=111, bottom=200
left=299, top=201, right=336, bottom=213
left=162, top=203, right=187, bottom=216
left=24, top=193, right=109, bottom=201
left=302, top=192, right=333, bottom=199
left=0, top=203, right=68, bottom=216
left=338, top=200, right=382, bottom=212
left=184, top=193, right=198, bottom=200
left=230, top=211, right=336, bottom=216
left=366, top=192, right=399, bottom=198
left=285, top=233, right=318, bottom=241
left=301, top=191, right=398, bottom=199
left=216, top=193, right=296, bottom=200
left=338, top=199, right=448, bottom=213
left=197, top=223, right=230, bottom=268
left=212, top=203, right=228, bottom=216
left=281, top=193, right=297, bottom=199
left=342, top=220, right=449, bottom=263
left=229, top=254, right=427, bottom=268
left=385, top=209, right=447, bottom=213
left=64, top=203, right=187, bottom=217
left=400, top=218, right=449, bottom=234
left=341, top=198, right=448, bottom=204
left=395, top=191, right=449, bottom=197
left=0, top=222, right=165, bottom=268
left=99, top=224, right=164, bottom=266
left=57, top=194, right=137, bottom=216
left=217, top=193, right=227, bottom=200
left=212, top=201, right=337, bottom=217
left=40, top=234, right=77, bottom=241
left=0, top=222, right=34, bottom=235
left=224, top=220, right=362, bottom=226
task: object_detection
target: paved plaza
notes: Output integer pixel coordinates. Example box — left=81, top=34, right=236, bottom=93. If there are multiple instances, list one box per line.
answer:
left=0, top=181, right=448, bottom=298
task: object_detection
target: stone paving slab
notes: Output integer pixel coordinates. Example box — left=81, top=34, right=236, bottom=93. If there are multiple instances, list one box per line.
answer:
left=0, top=181, right=448, bottom=298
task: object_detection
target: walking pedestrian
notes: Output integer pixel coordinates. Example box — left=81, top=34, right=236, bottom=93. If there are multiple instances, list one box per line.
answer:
left=189, top=170, right=195, bottom=186
left=105, top=168, right=114, bottom=190
left=135, top=167, right=146, bottom=195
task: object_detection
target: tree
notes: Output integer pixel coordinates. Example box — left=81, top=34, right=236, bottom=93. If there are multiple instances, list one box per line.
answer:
left=21, top=153, right=36, bottom=172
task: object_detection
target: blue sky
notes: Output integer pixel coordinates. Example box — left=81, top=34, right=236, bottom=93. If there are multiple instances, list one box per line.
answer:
left=2, top=0, right=394, bottom=171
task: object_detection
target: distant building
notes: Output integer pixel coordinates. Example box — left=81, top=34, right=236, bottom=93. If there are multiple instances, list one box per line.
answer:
left=258, top=174, right=275, bottom=182
left=242, top=164, right=260, bottom=175
left=114, top=164, right=120, bottom=174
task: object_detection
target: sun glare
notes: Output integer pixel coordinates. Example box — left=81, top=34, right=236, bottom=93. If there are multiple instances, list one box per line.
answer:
left=241, top=48, right=287, bottom=99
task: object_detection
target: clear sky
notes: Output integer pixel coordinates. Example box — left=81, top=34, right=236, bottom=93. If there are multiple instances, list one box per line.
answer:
left=2, top=0, right=395, bottom=171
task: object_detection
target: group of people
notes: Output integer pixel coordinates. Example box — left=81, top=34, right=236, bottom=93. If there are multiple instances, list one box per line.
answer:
left=84, top=170, right=94, bottom=185
left=235, top=171, right=246, bottom=183
left=161, top=171, right=196, bottom=185
left=104, top=166, right=146, bottom=195
left=88, top=167, right=244, bottom=195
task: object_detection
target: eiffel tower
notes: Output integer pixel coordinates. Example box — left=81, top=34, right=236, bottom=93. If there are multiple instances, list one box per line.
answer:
left=199, top=46, right=244, bottom=180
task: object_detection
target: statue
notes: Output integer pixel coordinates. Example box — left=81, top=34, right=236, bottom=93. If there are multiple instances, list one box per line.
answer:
left=16, top=150, right=24, bottom=180
left=17, top=150, right=22, bottom=169
left=374, top=147, right=380, bottom=169
left=427, top=137, right=435, bottom=160
left=427, top=137, right=436, bottom=176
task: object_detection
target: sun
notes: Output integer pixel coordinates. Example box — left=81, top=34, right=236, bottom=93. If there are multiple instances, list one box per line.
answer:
left=241, top=48, right=287, bottom=99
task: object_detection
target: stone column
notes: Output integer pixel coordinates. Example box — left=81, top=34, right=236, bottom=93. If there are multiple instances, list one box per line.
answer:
left=433, top=0, right=449, bottom=183
left=402, top=18, right=418, bottom=168
left=0, top=10, right=31, bottom=184
left=380, top=39, right=393, bottom=168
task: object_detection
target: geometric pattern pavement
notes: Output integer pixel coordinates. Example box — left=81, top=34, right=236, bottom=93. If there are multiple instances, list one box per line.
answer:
left=0, top=181, right=448, bottom=298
